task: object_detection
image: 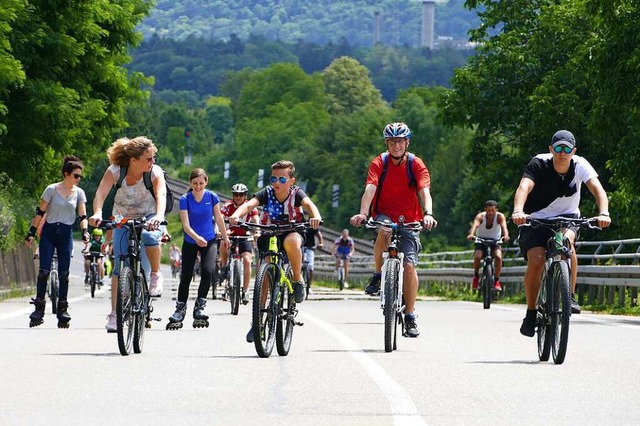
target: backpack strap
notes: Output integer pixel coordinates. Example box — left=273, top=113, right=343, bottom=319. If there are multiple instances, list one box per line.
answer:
left=115, top=166, right=128, bottom=190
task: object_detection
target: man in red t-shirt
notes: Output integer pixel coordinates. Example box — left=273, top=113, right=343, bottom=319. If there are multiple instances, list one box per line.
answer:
left=219, top=183, right=260, bottom=304
left=350, top=122, right=437, bottom=338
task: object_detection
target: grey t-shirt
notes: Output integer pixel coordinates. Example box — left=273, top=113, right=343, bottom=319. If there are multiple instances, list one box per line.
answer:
left=42, top=184, right=87, bottom=225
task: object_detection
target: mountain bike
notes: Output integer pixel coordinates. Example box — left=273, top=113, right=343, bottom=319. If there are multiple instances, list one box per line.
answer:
left=335, top=255, right=346, bottom=290
left=83, top=250, right=104, bottom=298
left=521, top=217, right=600, bottom=364
left=222, top=235, right=252, bottom=315
left=236, top=221, right=311, bottom=358
left=99, top=217, right=165, bottom=356
left=473, top=237, right=503, bottom=309
left=365, top=217, right=423, bottom=353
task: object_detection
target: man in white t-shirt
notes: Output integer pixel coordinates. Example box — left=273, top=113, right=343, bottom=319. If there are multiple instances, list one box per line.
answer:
left=511, top=130, right=611, bottom=337
left=467, top=200, right=510, bottom=291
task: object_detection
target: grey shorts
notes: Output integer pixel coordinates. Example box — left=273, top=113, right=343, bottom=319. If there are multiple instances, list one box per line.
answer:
left=374, top=214, right=422, bottom=266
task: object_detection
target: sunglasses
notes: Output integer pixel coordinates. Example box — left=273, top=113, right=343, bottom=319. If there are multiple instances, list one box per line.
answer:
left=232, top=193, right=246, bottom=197
left=553, top=145, right=573, bottom=154
left=269, top=176, right=289, bottom=184
left=73, top=173, right=83, bottom=179
left=146, top=155, right=157, bottom=163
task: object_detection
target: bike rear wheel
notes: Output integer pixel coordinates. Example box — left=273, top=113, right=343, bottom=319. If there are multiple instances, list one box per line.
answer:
left=302, top=264, right=311, bottom=300
left=482, top=263, right=493, bottom=309
left=133, top=273, right=148, bottom=354
left=551, top=261, right=571, bottom=364
left=230, top=259, right=242, bottom=315
left=277, top=267, right=295, bottom=356
left=384, top=259, right=400, bottom=352
left=48, top=271, right=59, bottom=314
left=338, top=265, right=345, bottom=291
left=117, top=266, right=135, bottom=356
left=537, top=267, right=551, bottom=361
left=252, top=263, right=277, bottom=358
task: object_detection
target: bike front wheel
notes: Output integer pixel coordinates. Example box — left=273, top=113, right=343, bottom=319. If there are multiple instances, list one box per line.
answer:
left=117, top=266, right=135, bottom=356
left=230, top=259, right=242, bottom=315
left=252, top=263, right=277, bottom=358
left=133, top=273, right=148, bottom=354
left=48, top=271, right=59, bottom=314
left=384, top=258, right=401, bottom=352
left=277, top=267, right=295, bottom=356
left=482, top=263, right=493, bottom=309
left=551, top=261, right=571, bottom=364
left=537, top=267, right=551, bottom=361
left=90, top=263, right=98, bottom=298
left=337, top=265, right=345, bottom=291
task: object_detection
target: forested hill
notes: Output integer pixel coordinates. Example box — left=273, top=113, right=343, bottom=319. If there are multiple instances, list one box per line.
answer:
left=139, top=0, right=479, bottom=47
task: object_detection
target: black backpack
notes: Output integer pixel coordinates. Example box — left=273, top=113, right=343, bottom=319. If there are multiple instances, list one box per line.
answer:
left=115, top=166, right=174, bottom=214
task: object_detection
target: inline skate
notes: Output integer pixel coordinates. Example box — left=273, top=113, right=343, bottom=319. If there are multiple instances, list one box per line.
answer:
left=193, top=297, right=209, bottom=328
left=56, top=301, right=71, bottom=328
left=166, top=301, right=186, bottom=330
left=29, top=298, right=45, bottom=328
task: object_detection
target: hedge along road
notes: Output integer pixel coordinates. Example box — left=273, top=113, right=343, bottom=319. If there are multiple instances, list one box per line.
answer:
left=1, top=240, right=640, bottom=425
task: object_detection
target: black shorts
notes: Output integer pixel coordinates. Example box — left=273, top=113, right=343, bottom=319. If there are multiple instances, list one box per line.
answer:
left=257, top=231, right=305, bottom=255
left=518, top=222, right=579, bottom=261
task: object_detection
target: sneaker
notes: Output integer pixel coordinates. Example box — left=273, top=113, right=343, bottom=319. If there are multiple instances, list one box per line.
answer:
left=84, top=274, right=89, bottom=286
left=105, top=311, right=117, bottom=333
left=571, top=294, right=581, bottom=314
left=343, top=281, right=349, bottom=289
left=494, top=279, right=502, bottom=291
left=149, top=271, right=163, bottom=297
left=365, top=274, right=381, bottom=295
left=404, top=313, right=420, bottom=338
left=520, top=310, right=537, bottom=337
left=246, top=328, right=254, bottom=343
left=241, top=292, right=249, bottom=305
left=472, top=276, right=479, bottom=290
left=293, top=280, right=305, bottom=303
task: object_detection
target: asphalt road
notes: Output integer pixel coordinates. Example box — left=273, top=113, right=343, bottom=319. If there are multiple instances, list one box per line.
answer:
left=2, top=243, right=640, bottom=425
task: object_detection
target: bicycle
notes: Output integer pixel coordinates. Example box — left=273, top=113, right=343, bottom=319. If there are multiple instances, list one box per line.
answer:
left=335, top=255, right=347, bottom=290
left=365, top=217, right=423, bottom=353
left=473, top=237, right=503, bottom=309
left=222, top=235, right=252, bottom=315
left=99, top=217, right=165, bottom=356
left=521, top=216, right=600, bottom=364
left=236, top=220, right=311, bottom=358
left=301, top=247, right=312, bottom=299
left=83, top=250, right=104, bottom=298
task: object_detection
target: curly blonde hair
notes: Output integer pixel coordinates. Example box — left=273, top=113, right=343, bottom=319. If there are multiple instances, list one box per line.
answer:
left=106, top=136, right=157, bottom=167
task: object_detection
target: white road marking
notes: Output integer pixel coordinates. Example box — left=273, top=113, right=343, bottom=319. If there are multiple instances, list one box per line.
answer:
left=300, top=311, right=427, bottom=426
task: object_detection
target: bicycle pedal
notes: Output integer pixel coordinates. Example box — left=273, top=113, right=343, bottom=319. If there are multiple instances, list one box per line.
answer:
left=151, top=317, right=162, bottom=322
left=294, top=321, right=304, bottom=326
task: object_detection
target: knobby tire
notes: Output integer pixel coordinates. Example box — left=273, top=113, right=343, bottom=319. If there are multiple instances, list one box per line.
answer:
left=252, top=263, right=277, bottom=358
left=276, top=266, right=295, bottom=356
left=230, top=259, right=242, bottom=315
left=551, top=261, right=571, bottom=364
left=90, top=263, right=98, bottom=298
left=537, top=266, right=551, bottom=362
left=49, top=271, right=59, bottom=314
left=384, top=258, right=400, bottom=352
left=483, top=263, right=493, bottom=309
left=133, top=272, right=148, bottom=354
left=117, top=266, right=135, bottom=356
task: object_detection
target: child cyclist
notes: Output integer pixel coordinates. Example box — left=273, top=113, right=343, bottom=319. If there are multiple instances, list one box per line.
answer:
left=228, top=160, right=322, bottom=305
left=84, top=228, right=106, bottom=284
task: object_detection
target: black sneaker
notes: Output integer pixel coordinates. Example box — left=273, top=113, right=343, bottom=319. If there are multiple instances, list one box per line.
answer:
left=293, top=280, right=305, bottom=303
left=246, top=328, right=253, bottom=343
left=571, top=294, right=581, bottom=314
left=241, top=292, right=249, bottom=305
left=365, top=274, right=381, bottom=295
left=520, top=310, right=537, bottom=337
left=404, top=314, right=420, bottom=338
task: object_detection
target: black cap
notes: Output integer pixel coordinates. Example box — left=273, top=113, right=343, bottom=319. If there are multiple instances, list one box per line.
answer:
left=551, top=130, right=576, bottom=149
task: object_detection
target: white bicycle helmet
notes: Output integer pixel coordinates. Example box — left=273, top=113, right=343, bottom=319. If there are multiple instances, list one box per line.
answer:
left=231, top=183, right=248, bottom=194
left=383, top=122, right=411, bottom=139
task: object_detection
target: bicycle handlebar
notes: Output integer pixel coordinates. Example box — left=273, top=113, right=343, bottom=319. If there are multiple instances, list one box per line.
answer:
left=232, top=220, right=319, bottom=235
left=520, top=216, right=601, bottom=231
left=473, top=236, right=503, bottom=246
left=364, top=218, right=424, bottom=232
left=95, top=217, right=168, bottom=231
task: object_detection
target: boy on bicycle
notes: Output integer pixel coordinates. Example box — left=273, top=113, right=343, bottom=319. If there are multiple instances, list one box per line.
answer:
left=84, top=228, right=106, bottom=284
left=350, top=122, right=437, bottom=338
left=228, top=160, right=322, bottom=305
left=511, top=130, right=611, bottom=337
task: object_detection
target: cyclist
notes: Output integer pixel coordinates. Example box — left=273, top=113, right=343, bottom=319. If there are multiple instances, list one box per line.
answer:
left=167, top=168, right=230, bottom=329
left=169, top=243, right=181, bottom=278
left=302, top=211, right=324, bottom=293
left=24, top=155, right=90, bottom=327
left=332, top=229, right=354, bottom=288
left=219, top=183, right=260, bottom=305
left=89, top=136, right=167, bottom=332
left=84, top=228, right=106, bottom=285
left=466, top=200, right=510, bottom=291
left=228, top=160, right=322, bottom=306
left=512, top=130, right=611, bottom=337
left=350, top=122, right=437, bottom=338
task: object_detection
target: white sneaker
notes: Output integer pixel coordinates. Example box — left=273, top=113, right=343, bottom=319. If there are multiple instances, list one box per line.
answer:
left=343, top=281, right=349, bottom=289
left=149, top=271, right=163, bottom=297
left=105, top=311, right=117, bottom=333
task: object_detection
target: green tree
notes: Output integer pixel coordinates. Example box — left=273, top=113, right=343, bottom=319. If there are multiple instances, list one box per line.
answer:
left=323, top=56, right=386, bottom=115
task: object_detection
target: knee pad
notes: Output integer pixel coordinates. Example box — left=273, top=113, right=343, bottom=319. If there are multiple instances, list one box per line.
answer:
left=37, top=269, right=50, bottom=281
left=59, top=271, right=70, bottom=283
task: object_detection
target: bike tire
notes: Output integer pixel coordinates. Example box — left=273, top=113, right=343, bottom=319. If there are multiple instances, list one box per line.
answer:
left=384, top=259, right=400, bottom=353
left=277, top=267, right=295, bottom=356
left=49, top=271, right=59, bottom=314
left=302, top=264, right=311, bottom=300
left=90, top=264, right=98, bottom=298
left=482, top=263, right=493, bottom=309
left=252, top=263, right=277, bottom=358
left=133, top=273, right=148, bottom=354
left=117, top=266, right=135, bottom=356
left=551, top=261, right=571, bottom=364
left=231, top=259, right=242, bottom=315
left=537, top=267, right=551, bottom=362
left=338, top=266, right=345, bottom=291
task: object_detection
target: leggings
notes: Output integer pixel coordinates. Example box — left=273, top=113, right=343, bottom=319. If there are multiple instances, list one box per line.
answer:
left=37, top=222, right=73, bottom=301
left=177, top=239, right=217, bottom=302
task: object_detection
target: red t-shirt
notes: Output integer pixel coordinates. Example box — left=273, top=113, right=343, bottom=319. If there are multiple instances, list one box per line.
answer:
left=221, top=201, right=259, bottom=236
left=366, top=153, right=431, bottom=223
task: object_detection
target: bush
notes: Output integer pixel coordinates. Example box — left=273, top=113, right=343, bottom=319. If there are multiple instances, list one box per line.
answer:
left=0, top=173, right=32, bottom=251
